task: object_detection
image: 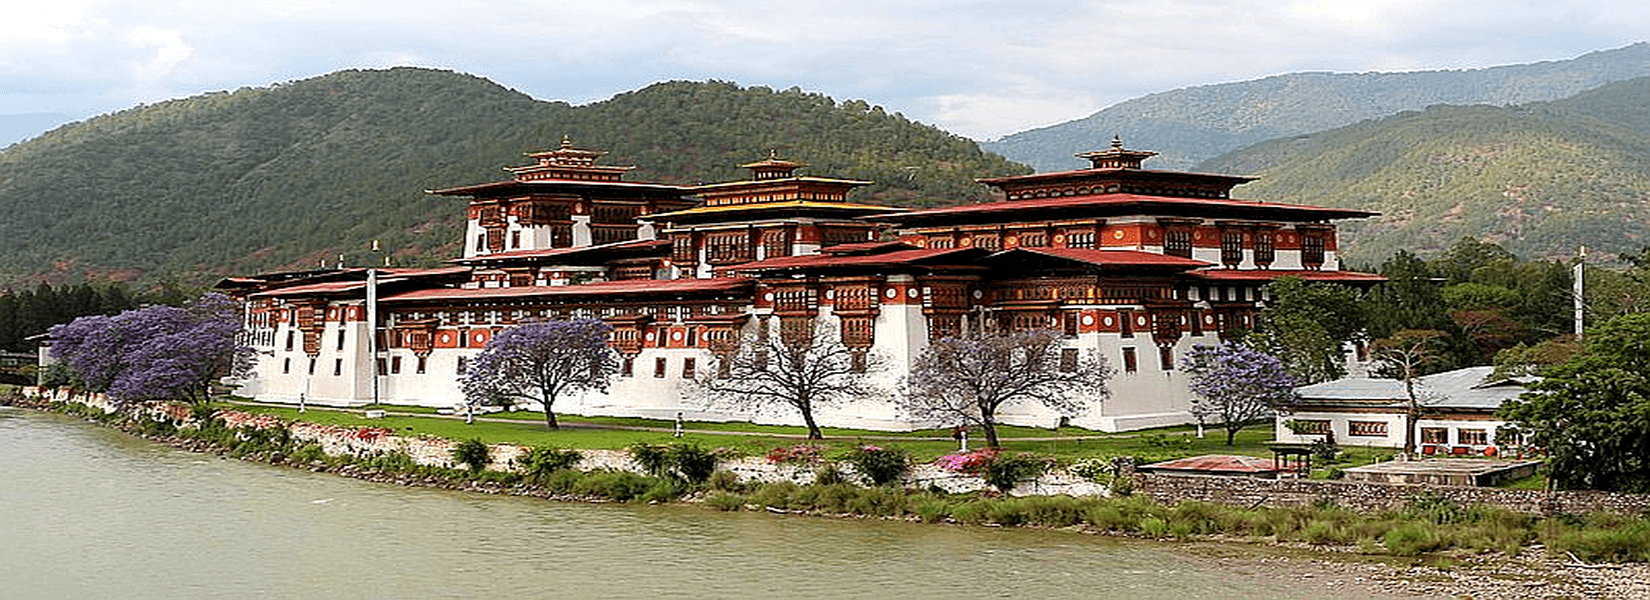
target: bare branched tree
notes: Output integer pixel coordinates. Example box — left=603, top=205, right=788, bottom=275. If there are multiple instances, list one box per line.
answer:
left=901, top=329, right=1112, bottom=448
left=695, top=317, right=882, bottom=440
left=1372, top=328, right=1447, bottom=457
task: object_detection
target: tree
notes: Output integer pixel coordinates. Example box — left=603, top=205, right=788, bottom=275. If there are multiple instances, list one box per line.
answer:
left=1499, top=313, right=1650, bottom=492
left=695, top=318, right=878, bottom=440
left=901, top=329, right=1111, bottom=448
left=1245, top=277, right=1367, bottom=385
left=461, top=318, right=617, bottom=430
left=1371, top=329, right=1448, bottom=457
left=48, top=293, right=251, bottom=405
left=1181, top=342, right=1299, bottom=446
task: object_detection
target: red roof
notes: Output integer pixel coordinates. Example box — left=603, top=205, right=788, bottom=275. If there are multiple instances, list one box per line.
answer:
left=722, top=247, right=987, bottom=273
left=881, top=193, right=1377, bottom=224
left=1004, top=247, right=1214, bottom=268
left=381, top=277, right=753, bottom=303
left=249, top=267, right=471, bottom=298
left=1189, top=268, right=1386, bottom=284
left=454, top=239, right=669, bottom=264
left=1138, top=455, right=1284, bottom=474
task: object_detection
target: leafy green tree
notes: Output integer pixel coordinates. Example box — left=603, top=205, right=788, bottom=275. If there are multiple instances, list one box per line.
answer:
left=1245, top=277, right=1367, bottom=384
left=1499, top=313, right=1650, bottom=492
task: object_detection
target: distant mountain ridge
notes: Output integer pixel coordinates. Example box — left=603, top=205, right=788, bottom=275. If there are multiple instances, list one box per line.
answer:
left=1198, top=75, right=1650, bottom=265
left=0, top=69, right=1026, bottom=289
left=986, top=42, right=1650, bottom=172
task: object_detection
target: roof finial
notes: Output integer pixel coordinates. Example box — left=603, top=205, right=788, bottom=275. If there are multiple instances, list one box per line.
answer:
left=560, top=135, right=573, bottom=149
left=1111, top=135, right=1123, bottom=150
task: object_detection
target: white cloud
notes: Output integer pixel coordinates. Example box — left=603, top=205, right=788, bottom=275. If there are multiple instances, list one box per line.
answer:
left=1, top=0, right=1647, bottom=140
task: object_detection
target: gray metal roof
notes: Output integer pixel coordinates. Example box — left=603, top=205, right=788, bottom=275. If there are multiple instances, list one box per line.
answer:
left=1295, top=366, right=1532, bottom=411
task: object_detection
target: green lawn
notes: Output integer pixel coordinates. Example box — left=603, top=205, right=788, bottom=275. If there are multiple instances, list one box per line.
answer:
left=225, top=401, right=1317, bottom=464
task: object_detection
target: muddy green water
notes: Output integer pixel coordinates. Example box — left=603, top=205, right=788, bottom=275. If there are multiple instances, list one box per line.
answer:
left=1, top=407, right=1360, bottom=599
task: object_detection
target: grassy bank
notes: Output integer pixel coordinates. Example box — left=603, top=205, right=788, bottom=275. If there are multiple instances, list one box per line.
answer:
left=9, top=389, right=1643, bottom=564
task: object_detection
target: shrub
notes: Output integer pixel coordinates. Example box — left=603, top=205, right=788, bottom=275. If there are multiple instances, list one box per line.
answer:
left=574, top=470, right=658, bottom=502
left=706, top=470, right=744, bottom=492
left=766, top=444, right=824, bottom=465
left=751, top=481, right=802, bottom=509
left=846, top=445, right=910, bottom=487
left=1550, top=518, right=1650, bottom=562
left=628, top=442, right=719, bottom=486
left=704, top=492, right=748, bottom=512
left=518, top=446, right=582, bottom=481
left=915, top=498, right=952, bottom=523
left=1139, top=517, right=1171, bottom=538
left=1384, top=522, right=1447, bottom=556
left=981, top=453, right=1051, bottom=493
left=627, top=443, right=669, bottom=477
left=665, top=443, right=719, bottom=485
left=452, top=438, right=490, bottom=474
left=812, top=463, right=847, bottom=486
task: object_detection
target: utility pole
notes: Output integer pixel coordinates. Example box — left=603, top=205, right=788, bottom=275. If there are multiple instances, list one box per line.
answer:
left=367, top=240, right=386, bottom=407
left=1574, top=246, right=1586, bottom=340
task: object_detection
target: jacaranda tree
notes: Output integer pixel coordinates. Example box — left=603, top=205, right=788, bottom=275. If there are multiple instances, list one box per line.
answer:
left=49, top=293, right=251, bottom=406
left=902, top=329, right=1111, bottom=448
left=1181, top=341, right=1299, bottom=446
left=461, top=318, right=617, bottom=429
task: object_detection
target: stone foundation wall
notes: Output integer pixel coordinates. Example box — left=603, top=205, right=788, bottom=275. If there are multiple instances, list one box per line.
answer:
left=14, top=387, right=1106, bottom=496
left=1139, top=472, right=1650, bottom=516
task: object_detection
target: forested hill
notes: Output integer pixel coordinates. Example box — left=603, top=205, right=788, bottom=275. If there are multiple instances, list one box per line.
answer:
left=0, top=68, right=1026, bottom=290
left=986, top=42, right=1650, bottom=172
left=1198, top=75, right=1650, bottom=265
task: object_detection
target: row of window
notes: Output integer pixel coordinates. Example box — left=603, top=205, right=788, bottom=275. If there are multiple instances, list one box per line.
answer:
left=1293, top=420, right=1497, bottom=445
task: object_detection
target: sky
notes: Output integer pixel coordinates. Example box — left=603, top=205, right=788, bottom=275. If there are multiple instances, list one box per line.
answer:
left=2, top=0, right=1647, bottom=142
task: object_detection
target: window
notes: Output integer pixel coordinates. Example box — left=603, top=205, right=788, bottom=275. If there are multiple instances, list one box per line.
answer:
left=285, top=330, right=295, bottom=352
left=1301, top=234, right=1325, bottom=267
left=1254, top=232, right=1275, bottom=265
left=1060, top=348, right=1078, bottom=372
left=1121, top=347, right=1138, bottom=373
left=1158, top=345, right=1174, bottom=371
left=1164, top=228, right=1193, bottom=258
left=1019, top=231, right=1048, bottom=247
left=1119, top=310, right=1134, bottom=338
left=1063, top=312, right=1079, bottom=338
left=622, top=356, right=635, bottom=377
left=415, top=356, right=427, bottom=375
left=1348, top=421, right=1387, bottom=437
left=282, top=358, right=291, bottom=374
left=1065, top=230, right=1095, bottom=249
left=307, top=358, right=317, bottom=375
left=336, top=328, right=346, bottom=351
left=375, top=358, right=386, bottom=376
left=1293, top=419, right=1331, bottom=435
left=1458, top=429, right=1488, bottom=445
left=1421, top=427, right=1448, bottom=444
left=1220, top=229, right=1244, bottom=266
left=681, top=357, right=697, bottom=380
left=510, top=230, right=521, bottom=249
left=456, top=356, right=469, bottom=376
left=333, top=359, right=343, bottom=376
left=654, top=357, right=667, bottom=378
left=390, top=355, right=402, bottom=374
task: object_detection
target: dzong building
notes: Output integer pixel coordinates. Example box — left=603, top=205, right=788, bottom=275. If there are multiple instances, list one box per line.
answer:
left=220, top=136, right=1381, bottom=432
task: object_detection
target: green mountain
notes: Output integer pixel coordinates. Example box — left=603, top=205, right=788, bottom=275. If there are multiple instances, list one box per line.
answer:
left=0, top=68, right=1027, bottom=289
left=1198, top=76, right=1650, bottom=265
left=986, top=42, right=1650, bottom=172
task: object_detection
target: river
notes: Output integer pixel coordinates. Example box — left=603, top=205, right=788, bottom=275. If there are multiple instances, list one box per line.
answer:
left=1, top=406, right=1390, bottom=599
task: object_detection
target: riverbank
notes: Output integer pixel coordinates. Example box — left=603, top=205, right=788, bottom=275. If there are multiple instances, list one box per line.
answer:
left=7, top=388, right=1649, bottom=599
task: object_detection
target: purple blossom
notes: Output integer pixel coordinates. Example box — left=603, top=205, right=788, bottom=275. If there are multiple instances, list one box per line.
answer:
left=1180, top=341, right=1298, bottom=445
left=49, top=293, right=251, bottom=405
left=461, top=318, right=616, bottom=429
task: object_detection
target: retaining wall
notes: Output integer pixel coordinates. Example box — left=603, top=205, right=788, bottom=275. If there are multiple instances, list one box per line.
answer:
left=1138, top=472, right=1650, bottom=516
